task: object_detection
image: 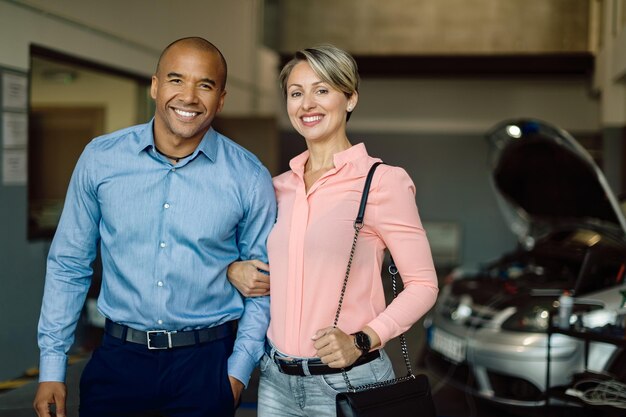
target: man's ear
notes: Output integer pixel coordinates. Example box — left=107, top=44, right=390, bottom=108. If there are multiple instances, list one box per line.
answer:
left=150, top=75, right=158, bottom=100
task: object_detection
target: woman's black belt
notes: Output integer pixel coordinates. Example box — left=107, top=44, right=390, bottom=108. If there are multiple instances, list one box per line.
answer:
left=268, top=347, right=381, bottom=376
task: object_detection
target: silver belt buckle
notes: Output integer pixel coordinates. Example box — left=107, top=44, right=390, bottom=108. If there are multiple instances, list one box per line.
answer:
left=146, top=330, right=174, bottom=349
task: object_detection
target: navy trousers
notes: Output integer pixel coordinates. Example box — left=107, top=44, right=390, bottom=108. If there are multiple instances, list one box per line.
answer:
left=79, top=332, right=236, bottom=417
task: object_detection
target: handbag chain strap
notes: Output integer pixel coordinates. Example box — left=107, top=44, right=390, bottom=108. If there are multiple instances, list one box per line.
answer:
left=332, top=162, right=416, bottom=392
left=332, top=220, right=362, bottom=329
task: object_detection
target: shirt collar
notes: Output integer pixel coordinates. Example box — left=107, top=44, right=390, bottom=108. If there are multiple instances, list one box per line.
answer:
left=135, top=119, right=156, bottom=154
left=136, top=118, right=218, bottom=162
left=289, top=142, right=368, bottom=175
left=195, top=128, right=218, bottom=162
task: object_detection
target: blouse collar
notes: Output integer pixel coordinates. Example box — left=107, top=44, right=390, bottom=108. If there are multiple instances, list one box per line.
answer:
left=289, top=142, right=368, bottom=175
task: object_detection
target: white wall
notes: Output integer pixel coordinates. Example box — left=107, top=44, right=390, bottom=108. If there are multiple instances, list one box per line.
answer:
left=353, top=77, right=600, bottom=134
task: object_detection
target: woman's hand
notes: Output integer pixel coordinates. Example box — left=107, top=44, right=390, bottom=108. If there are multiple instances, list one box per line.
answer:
left=312, top=326, right=382, bottom=368
left=227, top=260, right=270, bottom=297
left=312, top=327, right=363, bottom=368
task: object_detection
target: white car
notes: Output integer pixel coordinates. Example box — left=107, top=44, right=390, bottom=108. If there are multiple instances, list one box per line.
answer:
left=424, top=119, right=626, bottom=408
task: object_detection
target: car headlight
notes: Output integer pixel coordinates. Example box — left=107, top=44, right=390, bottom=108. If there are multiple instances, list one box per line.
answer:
left=501, top=302, right=552, bottom=332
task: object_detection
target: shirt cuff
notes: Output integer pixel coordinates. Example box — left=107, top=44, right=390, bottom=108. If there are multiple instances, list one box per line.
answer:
left=227, top=351, right=256, bottom=388
left=38, top=355, right=67, bottom=382
left=367, top=317, right=395, bottom=348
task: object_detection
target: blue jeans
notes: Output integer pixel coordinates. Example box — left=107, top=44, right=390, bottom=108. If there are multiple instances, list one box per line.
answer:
left=258, top=346, right=395, bottom=417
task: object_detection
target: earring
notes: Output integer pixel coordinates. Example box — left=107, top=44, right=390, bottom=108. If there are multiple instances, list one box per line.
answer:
left=347, top=106, right=353, bottom=111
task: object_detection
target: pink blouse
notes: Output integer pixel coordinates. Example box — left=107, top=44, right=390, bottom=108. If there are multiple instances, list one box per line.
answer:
left=266, top=143, right=439, bottom=357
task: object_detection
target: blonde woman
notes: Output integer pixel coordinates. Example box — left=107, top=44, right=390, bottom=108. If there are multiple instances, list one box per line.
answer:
left=229, top=45, right=438, bottom=416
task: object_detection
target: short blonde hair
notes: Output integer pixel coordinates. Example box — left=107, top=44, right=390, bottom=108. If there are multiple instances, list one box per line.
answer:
left=279, top=44, right=359, bottom=100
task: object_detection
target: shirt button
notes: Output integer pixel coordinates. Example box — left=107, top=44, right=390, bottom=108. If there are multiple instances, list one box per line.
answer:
left=157, top=320, right=163, bottom=325
left=157, top=281, right=164, bottom=287
left=163, top=203, right=170, bottom=209
left=160, top=242, right=166, bottom=248
left=171, top=168, right=176, bottom=172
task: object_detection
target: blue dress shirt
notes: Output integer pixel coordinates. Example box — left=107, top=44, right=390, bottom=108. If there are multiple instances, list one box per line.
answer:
left=37, top=120, right=276, bottom=386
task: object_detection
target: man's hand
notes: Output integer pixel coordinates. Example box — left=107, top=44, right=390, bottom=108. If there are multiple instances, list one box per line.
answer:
left=227, top=260, right=270, bottom=297
left=228, top=376, right=245, bottom=408
left=33, top=381, right=67, bottom=417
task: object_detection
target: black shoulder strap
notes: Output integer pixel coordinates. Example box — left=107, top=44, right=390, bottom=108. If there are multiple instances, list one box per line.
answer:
left=354, top=161, right=384, bottom=228
left=339, top=160, right=416, bottom=387
left=354, top=161, right=399, bottom=274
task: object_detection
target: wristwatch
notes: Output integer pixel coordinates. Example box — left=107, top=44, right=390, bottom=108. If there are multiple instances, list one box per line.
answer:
left=352, top=331, right=371, bottom=355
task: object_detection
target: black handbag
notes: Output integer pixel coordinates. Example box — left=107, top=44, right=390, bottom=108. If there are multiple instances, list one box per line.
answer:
left=335, top=162, right=437, bottom=417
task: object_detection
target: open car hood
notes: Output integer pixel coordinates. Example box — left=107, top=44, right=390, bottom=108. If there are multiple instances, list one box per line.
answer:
left=485, top=119, right=626, bottom=244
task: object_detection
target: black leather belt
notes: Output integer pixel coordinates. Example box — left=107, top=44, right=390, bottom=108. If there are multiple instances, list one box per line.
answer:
left=267, top=347, right=380, bottom=376
left=105, top=319, right=236, bottom=350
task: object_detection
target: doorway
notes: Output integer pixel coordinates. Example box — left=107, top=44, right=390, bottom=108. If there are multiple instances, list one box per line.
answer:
left=28, top=46, right=151, bottom=239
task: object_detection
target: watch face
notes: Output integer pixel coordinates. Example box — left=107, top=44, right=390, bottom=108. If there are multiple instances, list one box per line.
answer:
left=355, top=331, right=371, bottom=351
